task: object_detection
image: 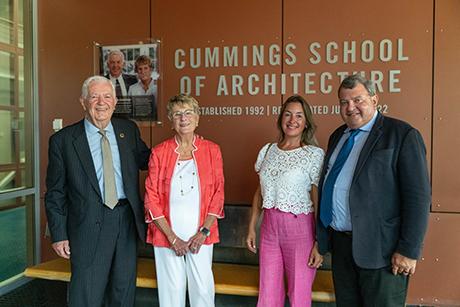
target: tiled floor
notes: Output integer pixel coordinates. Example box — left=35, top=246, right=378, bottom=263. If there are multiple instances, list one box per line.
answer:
left=0, top=279, right=336, bottom=307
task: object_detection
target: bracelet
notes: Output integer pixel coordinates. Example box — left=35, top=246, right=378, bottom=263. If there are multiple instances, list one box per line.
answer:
left=171, top=237, right=177, bottom=246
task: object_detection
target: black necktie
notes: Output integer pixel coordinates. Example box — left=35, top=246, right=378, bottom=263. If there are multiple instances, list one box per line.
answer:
left=115, top=79, right=122, bottom=97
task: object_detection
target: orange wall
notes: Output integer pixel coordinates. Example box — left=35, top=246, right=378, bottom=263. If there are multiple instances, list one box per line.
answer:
left=409, top=0, right=460, bottom=304
left=38, top=0, right=460, bottom=304
left=152, top=0, right=433, bottom=203
left=151, top=0, right=283, bottom=202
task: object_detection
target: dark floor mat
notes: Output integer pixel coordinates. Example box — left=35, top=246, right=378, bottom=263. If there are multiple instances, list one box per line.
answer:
left=0, top=279, right=67, bottom=307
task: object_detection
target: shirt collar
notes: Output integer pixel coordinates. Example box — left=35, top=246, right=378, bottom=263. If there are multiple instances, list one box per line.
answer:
left=344, top=110, right=378, bottom=134
left=173, top=134, right=198, bottom=153
left=109, top=75, right=122, bottom=82
left=136, top=78, right=154, bottom=87
left=84, top=118, right=114, bottom=135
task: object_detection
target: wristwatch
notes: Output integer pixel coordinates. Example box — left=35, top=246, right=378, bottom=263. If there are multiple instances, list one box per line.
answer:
left=199, top=227, right=211, bottom=237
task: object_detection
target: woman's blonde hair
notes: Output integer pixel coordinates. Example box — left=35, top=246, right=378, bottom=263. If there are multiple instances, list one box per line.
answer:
left=166, top=94, right=200, bottom=120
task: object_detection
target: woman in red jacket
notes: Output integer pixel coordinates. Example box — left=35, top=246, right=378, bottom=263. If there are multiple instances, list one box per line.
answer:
left=144, top=94, right=224, bottom=307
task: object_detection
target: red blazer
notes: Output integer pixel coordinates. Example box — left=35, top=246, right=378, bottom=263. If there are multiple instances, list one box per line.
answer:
left=144, top=135, right=225, bottom=247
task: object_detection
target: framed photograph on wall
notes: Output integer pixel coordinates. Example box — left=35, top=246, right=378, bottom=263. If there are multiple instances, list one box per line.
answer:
left=97, top=42, right=160, bottom=122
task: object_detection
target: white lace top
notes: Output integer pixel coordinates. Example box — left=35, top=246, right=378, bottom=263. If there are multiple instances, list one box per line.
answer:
left=255, top=143, right=325, bottom=215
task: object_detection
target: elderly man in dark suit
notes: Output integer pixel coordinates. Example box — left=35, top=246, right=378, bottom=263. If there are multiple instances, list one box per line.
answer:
left=45, top=75, right=150, bottom=306
left=317, top=74, right=431, bottom=306
left=105, top=49, right=137, bottom=97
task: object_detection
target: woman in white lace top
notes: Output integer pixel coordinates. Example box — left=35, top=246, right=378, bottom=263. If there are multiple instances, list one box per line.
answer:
left=246, top=95, right=324, bottom=307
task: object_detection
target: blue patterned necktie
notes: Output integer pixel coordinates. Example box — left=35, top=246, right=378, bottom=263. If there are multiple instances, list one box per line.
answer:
left=320, top=129, right=361, bottom=228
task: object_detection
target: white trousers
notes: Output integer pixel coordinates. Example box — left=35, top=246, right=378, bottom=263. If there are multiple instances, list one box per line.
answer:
left=154, top=244, right=215, bottom=307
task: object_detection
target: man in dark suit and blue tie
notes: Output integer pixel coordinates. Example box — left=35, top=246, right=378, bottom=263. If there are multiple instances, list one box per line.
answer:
left=45, top=75, right=150, bottom=306
left=317, top=74, right=431, bottom=306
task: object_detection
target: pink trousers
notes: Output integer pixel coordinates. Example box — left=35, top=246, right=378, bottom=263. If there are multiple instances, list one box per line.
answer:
left=257, top=209, right=316, bottom=307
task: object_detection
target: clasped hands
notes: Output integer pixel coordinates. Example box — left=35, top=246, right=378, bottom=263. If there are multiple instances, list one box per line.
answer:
left=171, top=232, right=206, bottom=256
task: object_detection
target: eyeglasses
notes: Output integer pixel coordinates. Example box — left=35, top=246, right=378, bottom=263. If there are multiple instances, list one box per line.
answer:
left=172, top=109, right=195, bottom=119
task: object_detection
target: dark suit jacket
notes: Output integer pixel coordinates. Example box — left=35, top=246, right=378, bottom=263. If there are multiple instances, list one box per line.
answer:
left=105, top=73, right=138, bottom=95
left=317, top=113, right=431, bottom=269
left=45, top=118, right=150, bottom=266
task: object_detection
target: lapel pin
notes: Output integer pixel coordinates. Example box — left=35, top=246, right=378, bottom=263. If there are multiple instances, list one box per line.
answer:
left=120, top=133, right=125, bottom=138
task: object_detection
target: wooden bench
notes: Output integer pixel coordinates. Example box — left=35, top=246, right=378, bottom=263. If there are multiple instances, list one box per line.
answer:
left=24, top=258, right=335, bottom=302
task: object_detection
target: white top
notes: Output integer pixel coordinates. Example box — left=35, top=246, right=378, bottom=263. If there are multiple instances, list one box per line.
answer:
left=255, top=143, right=324, bottom=215
left=128, top=79, right=157, bottom=96
left=169, top=159, right=200, bottom=240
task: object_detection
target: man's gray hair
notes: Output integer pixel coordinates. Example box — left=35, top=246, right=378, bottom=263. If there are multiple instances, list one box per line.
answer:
left=107, top=49, right=125, bottom=62
left=338, top=74, right=376, bottom=96
left=81, top=76, right=115, bottom=99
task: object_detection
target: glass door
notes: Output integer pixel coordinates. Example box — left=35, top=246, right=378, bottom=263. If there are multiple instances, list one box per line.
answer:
left=0, top=0, right=37, bottom=288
